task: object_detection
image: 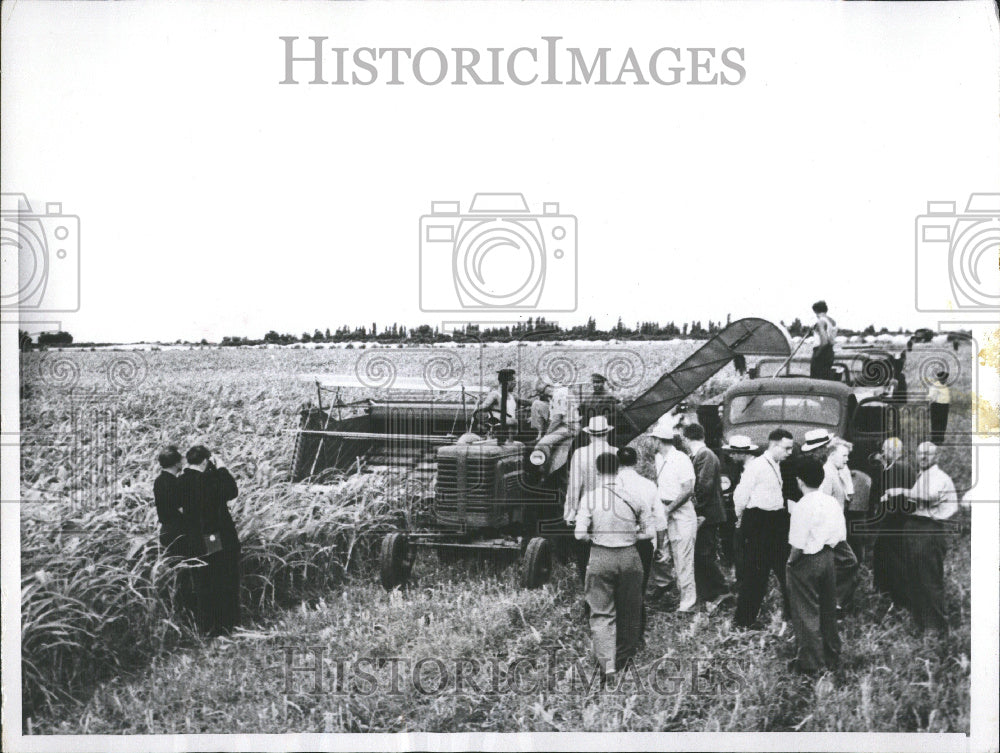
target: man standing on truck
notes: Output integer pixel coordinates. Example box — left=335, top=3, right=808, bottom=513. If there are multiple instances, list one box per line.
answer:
left=733, top=428, right=794, bottom=629
left=810, top=300, right=838, bottom=381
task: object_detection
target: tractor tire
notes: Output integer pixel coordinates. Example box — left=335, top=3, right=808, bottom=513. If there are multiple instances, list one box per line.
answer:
left=521, top=537, right=553, bottom=589
left=379, top=533, right=412, bottom=591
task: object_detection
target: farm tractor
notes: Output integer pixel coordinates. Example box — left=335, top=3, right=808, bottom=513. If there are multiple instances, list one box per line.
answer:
left=290, top=318, right=802, bottom=590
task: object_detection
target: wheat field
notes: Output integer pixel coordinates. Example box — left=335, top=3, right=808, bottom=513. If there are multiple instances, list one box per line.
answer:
left=18, top=341, right=973, bottom=732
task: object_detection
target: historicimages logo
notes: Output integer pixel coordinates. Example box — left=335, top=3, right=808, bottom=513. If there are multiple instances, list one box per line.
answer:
left=915, top=193, right=1000, bottom=312
left=419, top=193, right=577, bottom=313
left=0, top=193, right=81, bottom=313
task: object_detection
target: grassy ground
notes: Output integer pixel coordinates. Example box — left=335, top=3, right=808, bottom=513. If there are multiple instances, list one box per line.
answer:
left=29, top=522, right=970, bottom=734
left=20, top=341, right=975, bottom=733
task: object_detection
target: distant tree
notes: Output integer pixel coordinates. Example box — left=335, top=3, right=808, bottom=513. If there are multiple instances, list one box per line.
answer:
left=38, top=331, right=73, bottom=346
left=313, top=329, right=324, bottom=342
left=18, top=330, right=32, bottom=351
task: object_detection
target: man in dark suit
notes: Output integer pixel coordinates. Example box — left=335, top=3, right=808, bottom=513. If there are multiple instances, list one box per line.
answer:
left=154, top=446, right=186, bottom=554
left=154, top=445, right=195, bottom=617
left=180, top=445, right=241, bottom=636
left=871, top=437, right=917, bottom=607
left=682, top=423, right=731, bottom=605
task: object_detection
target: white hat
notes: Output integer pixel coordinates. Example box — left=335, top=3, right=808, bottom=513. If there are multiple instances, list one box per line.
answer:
left=648, top=413, right=682, bottom=440
left=722, top=434, right=759, bottom=452
left=583, top=415, right=613, bottom=435
left=801, top=429, right=834, bottom=453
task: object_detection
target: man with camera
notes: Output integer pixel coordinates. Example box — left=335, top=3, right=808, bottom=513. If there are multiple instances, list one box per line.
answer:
left=180, top=445, right=241, bottom=636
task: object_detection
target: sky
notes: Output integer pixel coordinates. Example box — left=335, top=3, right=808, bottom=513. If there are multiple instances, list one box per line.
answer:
left=2, top=0, right=999, bottom=343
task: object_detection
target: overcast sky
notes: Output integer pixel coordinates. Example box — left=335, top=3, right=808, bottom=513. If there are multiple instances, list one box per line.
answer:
left=2, top=0, right=998, bottom=343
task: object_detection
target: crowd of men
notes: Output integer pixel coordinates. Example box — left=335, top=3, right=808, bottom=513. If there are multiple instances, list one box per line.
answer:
left=562, top=411, right=960, bottom=680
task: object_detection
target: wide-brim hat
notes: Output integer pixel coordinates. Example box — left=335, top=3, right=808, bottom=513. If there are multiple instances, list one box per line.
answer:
left=800, top=429, right=834, bottom=453
left=722, top=434, right=758, bottom=453
left=648, top=413, right=682, bottom=440
left=583, top=415, right=613, bottom=435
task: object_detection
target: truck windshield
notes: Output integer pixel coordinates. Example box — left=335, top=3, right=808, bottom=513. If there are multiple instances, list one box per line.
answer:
left=729, top=394, right=841, bottom=426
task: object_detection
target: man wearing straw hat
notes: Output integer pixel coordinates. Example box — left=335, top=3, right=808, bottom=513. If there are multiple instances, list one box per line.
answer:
left=564, top=415, right=619, bottom=585
left=721, top=434, right=760, bottom=591
left=647, top=413, right=698, bottom=614
left=800, top=429, right=859, bottom=614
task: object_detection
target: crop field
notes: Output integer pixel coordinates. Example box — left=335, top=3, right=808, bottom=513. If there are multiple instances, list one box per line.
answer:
left=18, top=340, right=974, bottom=733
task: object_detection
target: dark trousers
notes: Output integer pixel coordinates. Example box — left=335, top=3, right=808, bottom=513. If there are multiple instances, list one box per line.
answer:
left=732, top=523, right=745, bottom=590
left=636, top=539, right=654, bottom=638
left=930, top=402, right=949, bottom=445
left=786, top=547, right=840, bottom=673
left=810, top=342, right=835, bottom=380
left=585, top=545, right=644, bottom=673
left=903, top=517, right=951, bottom=633
left=734, top=508, right=791, bottom=628
left=694, top=523, right=730, bottom=601
left=873, top=512, right=910, bottom=607
left=574, top=537, right=592, bottom=586
left=195, top=546, right=241, bottom=636
left=845, top=511, right=869, bottom=564
left=833, top=539, right=859, bottom=610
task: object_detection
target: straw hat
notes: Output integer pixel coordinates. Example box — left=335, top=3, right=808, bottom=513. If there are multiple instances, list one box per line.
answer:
left=801, top=429, right=834, bottom=453
left=722, top=434, right=759, bottom=452
left=583, top=415, right=613, bottom=435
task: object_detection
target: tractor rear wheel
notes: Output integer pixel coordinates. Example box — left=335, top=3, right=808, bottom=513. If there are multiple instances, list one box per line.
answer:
left=379, top=532, right=412, bottom=591
left=521, top=537, right=553, bottom=589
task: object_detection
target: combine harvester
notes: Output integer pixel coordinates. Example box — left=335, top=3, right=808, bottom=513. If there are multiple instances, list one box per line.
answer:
left=289, top=318, right=816, bottom=589
left=290, top=318, right=908, bottom=590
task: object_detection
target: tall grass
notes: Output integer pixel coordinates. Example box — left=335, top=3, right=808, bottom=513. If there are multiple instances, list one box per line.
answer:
left=21, top=474, right=418, bottom=718
left=19, top=342, right=973, bottom=730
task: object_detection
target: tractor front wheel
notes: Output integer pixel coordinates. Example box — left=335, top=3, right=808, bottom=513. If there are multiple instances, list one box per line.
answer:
left=379, top=532, right=413, bottom=591
left=521, top=537, right=553, bottom=589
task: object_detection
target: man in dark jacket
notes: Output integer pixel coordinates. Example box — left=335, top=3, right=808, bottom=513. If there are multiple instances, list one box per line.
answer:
left=154, top=446, right=187, bottom=554
left=682, top=424, right=731, bottom=605
left=154, top=445, right=195, bottom=617
left=180, top=445, right=241, bottom=636
left=871, top=438, right=917, bottom=607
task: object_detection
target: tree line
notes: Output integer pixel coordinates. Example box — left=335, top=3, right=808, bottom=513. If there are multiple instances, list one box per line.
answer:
left=18, top=318, right=918, bottom=350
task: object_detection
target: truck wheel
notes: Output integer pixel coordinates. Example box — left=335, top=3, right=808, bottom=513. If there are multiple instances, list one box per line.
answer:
left=380, top=533, right=412, bottom=591
left=521, top=537, right=552, bottom=589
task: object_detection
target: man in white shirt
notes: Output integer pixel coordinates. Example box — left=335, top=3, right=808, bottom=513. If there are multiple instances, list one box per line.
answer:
left=733, top=428, right=794, bottom=628
left=647, top=418, right=698, bottom=613
left=616, top=446, right=668, bottom=638
left=564, top=415, right=618, bottom=584
left=903, top=441, right=959, bottom=634
left=786, top=456, right=845, bottom=674
left=576, top=453, right=656, bottom=680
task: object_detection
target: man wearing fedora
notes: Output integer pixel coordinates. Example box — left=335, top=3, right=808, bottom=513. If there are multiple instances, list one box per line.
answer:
left=733, top=428, right=794, bottom=628
left=565, top=415, right=619, bottom=585
left=648, top=414, right=698, bottom=614
left=799, top=429, right=860, bottom=613
left=721, top=435, right=759, bottom=591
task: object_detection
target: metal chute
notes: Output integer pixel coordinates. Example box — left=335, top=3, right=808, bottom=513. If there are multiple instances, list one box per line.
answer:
left=617, top=317, right=792, bottom=444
